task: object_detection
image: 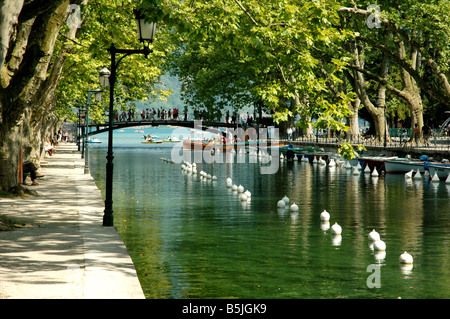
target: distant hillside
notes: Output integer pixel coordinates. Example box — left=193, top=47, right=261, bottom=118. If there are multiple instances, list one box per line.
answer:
left=134, top=73, right=256, bottom=116
left=135, top=74, right=185, bottom=111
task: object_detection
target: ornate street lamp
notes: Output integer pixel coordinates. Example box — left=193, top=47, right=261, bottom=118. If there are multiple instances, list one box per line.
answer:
left=83, top=88, right=104, bottom=174
left=101, top=9, right=156, bottom=227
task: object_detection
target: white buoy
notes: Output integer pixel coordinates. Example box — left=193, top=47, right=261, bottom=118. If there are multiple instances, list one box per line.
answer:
left=290, top=203, right=299, bottom=212
left=226, top=180, right=233, bottom=188
left=212, top=175, right=217, bottom=180
left=356, top=162, right=362, bottom=170
left=368, top=229, right=381, bottom=242
left=331, top=222, right=342, bottom=235
left=364, top=165, right=371, bottom=174
left=405, top=170, right=413, bottom=179
left=352, top=166, right=360, bottom=175
left=329, top=158, right=336, bottom=167
left=345, top=161, right=352, bottom=169
left=373, top=240, right=386, bottom=251
left=446, top=174, right=450, bottom=184
left=282, top=195, right=289, bottom=204
left=320, top=210, right=330, bottom=221
left=399, top=251, right=413, bottom=264
left=371, top=167, right=379, bottom=177
left=239, top=193, right=248, bottom=201
left=431, top=172, right=440, bottom=182
left=232, top=184, right=238, bottom=191
left=244, top=190, right=251, bottom=198
left=277, top=200, right=286, bottom=208
left=413, top=169, right=422, bottom=180
left=237, top=185, right=244, bottom=193
left=226, top=177, right=232, bottom=183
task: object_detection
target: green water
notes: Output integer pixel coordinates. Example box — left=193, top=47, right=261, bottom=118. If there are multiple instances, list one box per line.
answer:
left=87, top=129, right=449, bottom=299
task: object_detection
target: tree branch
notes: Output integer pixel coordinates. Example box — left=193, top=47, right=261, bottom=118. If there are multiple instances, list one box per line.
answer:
left=232, top=0, right=258, bottom=26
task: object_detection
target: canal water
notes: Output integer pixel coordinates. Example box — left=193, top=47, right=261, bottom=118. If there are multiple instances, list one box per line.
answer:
left=87, top=127, right=449, bottom=299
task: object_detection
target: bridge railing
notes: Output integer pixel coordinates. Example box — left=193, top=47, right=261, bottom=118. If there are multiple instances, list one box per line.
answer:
left=281, top=133, right=450, bottom=153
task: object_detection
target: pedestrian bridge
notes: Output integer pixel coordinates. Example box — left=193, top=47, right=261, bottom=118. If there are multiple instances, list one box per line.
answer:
left=82, top=119, right=245, bottom=137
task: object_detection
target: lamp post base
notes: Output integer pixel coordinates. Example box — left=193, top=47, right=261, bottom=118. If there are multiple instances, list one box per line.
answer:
left=103, top=208, right=114, bottom=226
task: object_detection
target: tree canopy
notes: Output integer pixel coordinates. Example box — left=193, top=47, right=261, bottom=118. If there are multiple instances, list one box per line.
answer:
left=0, top=0, right=448, bottom=191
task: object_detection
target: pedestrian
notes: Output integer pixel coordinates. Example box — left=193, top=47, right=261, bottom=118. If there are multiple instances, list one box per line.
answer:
left=413, top=124, right=420, bottom=145
left=22, top=161, right=44, bottom=186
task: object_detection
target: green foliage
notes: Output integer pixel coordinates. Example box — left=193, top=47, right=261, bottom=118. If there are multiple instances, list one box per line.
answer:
left=141, top=0, right=357, bottom=129
left=338, top=142, right=366, bottom=160
left=55, top=0, right=169, bottom=123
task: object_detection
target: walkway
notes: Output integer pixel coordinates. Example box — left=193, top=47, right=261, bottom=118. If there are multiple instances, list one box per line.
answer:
left=0, top=143, right=144, bottom=299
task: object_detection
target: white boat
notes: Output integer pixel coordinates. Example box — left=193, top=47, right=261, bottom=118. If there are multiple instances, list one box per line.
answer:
left=427, top=163, right=450, bottom=181
left=385, top=159, right=427, bottom=174
left=87, top=137, right=102, bottom=143
left=357, top=156, right=398, bottom=173
left=163, top=136, right=181, bottom=143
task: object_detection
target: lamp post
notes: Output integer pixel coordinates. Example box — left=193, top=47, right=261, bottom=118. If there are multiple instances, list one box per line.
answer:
left=101, top=10, right=156, bottom=227
left=83, top=88, right=103, bottom=174
left=77, top=104, right=84, bottom=152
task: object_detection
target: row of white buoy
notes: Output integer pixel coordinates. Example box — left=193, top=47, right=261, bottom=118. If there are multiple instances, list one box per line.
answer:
left=226, top=177, right=251, bottom=201
left=284, top=199, right=413, bottom=265
left=405, top=169, right=450, bottom=183
left=160, top=157, right=175, bottom=164
left=276, top=195, right=298, bottom=211
left=180, top=161, right=219, bottom=180
left=291, top=155, right=383, bottom=177
left=367, top=229, right=413, bottom=264
left=179, top=156, right=415, bottom=269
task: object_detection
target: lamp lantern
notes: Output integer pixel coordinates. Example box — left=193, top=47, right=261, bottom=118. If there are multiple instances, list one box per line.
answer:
left=134, top=9, right=156, bottom=44
left=99, top=67, right=111, bottom=88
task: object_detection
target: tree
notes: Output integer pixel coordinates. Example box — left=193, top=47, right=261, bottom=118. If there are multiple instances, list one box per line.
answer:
left=0, top=0, right=168, bottom=191
left=141, top=0, right=356, bottom=136
left=0, top=0, right=82, bottom=191
left=338, top=0, right=450, bottom=141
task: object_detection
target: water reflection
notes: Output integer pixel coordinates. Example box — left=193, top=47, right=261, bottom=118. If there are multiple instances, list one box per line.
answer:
left=88, top=144, right=450, bottom=299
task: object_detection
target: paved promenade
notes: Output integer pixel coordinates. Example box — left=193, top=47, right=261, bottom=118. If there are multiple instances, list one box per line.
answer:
left=0, top=143, right=145, bottom=299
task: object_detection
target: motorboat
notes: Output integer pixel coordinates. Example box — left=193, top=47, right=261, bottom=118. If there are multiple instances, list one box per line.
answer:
left=357, top=156, right=398, bottom=173
left=87, top=137, right=102, bottom=143
left=163, top=136, right=182, bottom=143
left=385, top=158, right=428, bottom=174
left=426, top=162, right=450, bottom=181
left=142, top=134, right=162, bottom=144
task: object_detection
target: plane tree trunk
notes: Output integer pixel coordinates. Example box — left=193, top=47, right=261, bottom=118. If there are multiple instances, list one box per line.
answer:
left=0, top=0, right=74, bottom=191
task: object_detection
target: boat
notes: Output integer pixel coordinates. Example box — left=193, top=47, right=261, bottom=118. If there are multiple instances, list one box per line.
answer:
left=279, top=145, right=325, bottom=162
left=163, top=136, right=181, bottom=143
left=357, top=156, right=398, bottom=173
left=87, top=137, right=102, bottom=143
left=183, top=140, right=209, bottom=150
left=426, top=162, right=450, bottom=181
left=142, top=134, right=162, bottom=144
left=142, top=139, right=162, bottom=144
left=182, top=139, right=283, bottom=151
left=385, top=158, right=428, bottom=174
